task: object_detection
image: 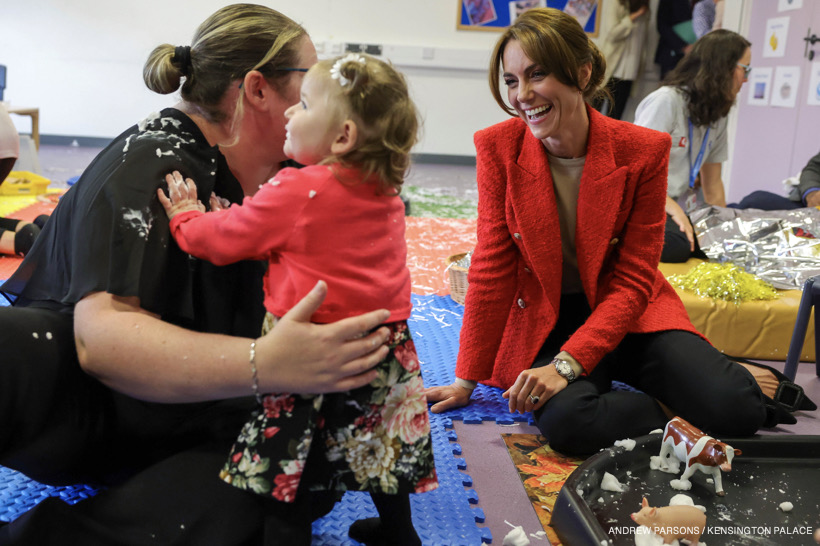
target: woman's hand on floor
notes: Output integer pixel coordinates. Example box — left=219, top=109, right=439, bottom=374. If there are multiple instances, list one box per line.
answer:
left=424, top=383, right=473, bottom=413
left=255, top=280, right=392, bottom=394
left=503, top=366, right=567, bottom=414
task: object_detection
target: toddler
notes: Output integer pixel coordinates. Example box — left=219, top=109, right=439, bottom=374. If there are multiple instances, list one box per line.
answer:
left=158, top=53, right=436, bottom=545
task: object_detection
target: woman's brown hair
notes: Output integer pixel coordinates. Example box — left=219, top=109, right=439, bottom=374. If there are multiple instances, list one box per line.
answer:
left=488, top=7, right=608, bottom=116
left=143, top=3, right=307, bottom=124
left=662, top=29, right=751, bottom=126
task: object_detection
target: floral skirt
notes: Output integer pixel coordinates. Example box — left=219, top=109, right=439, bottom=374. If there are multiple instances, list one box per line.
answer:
left=219, top=316, right=438, bottom=502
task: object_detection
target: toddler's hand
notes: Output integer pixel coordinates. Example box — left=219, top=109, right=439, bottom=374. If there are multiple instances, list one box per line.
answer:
left=209, top=192, right=230, bottom=211
left=157, top=170, right=205, bottom=220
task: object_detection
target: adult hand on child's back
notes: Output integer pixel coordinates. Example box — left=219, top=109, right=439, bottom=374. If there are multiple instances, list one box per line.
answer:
left=425, top=383, right=473, bottom=413
left=255, top=280, right=392, bottom=394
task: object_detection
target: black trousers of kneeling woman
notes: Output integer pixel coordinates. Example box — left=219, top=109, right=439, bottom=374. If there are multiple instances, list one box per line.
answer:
left=0, top=306, right=338, bottom=546
left=532, top=293, right=767, bottom=456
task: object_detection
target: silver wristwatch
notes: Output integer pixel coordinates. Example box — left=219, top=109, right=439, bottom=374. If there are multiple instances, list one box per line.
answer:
left=552, top=358, right=577, bottom=383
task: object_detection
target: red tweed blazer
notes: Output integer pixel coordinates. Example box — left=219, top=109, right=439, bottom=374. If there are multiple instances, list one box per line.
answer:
left=456, top=106, right=702, bottom=390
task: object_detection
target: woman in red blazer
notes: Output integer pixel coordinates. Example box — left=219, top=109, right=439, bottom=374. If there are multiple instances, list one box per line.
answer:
left=425, top=7, right=767, bottom=455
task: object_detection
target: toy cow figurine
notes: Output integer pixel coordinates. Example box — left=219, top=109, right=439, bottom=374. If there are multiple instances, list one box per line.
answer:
left=655, top=417, right=741, bottom=496
left=631, top=497, right=706, bottom=545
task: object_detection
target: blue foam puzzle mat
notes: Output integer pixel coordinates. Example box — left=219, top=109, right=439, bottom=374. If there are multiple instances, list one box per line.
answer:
left=410, top=294, right=535, bottom=426
left=0, top=281, right=9, bottom=307
left=0, top=292, right=496, bottom=544
left=0, top=467, right=99, bottom=522
left=312, top=413, right=488, bottom=545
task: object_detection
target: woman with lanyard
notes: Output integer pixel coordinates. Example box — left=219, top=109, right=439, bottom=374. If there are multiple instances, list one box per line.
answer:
left=634, top=29, right=751, bottom=263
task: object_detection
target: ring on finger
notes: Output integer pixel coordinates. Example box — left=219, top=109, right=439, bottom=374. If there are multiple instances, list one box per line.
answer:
left=529, top=394, right=540, bottom=404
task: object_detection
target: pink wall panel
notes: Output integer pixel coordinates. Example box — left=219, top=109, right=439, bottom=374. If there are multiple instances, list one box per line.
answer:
left=729, top=1, right=820, bottom=203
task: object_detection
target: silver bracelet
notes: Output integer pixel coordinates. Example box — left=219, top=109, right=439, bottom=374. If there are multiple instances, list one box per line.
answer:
left=249, top=341, right=262, bottom=404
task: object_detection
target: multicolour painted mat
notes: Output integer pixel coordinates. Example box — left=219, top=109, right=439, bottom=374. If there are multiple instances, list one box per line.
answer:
left=502, top=434, right=585, bottom=545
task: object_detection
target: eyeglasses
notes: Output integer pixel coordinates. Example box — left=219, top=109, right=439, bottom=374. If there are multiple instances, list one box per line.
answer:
left=737, top=62, right=752, bottom=78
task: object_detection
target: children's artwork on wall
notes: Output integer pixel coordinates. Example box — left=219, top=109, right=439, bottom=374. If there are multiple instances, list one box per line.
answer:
left=747, top=67, right=773, bottom=106
left=763, top=16, right=790, bottom=58
left=508, top=0, right=546, bottom=24
left=458, top=0, right=601, bottom=36
left=464, top=0, right=500, bottom=26
left=778, top=0, right=803, bottom=12
left=771, top=65, right=801, bottom=108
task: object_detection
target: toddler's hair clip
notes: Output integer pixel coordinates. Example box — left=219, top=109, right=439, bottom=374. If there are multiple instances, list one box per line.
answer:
left=330, top=53, right=366, bottom=87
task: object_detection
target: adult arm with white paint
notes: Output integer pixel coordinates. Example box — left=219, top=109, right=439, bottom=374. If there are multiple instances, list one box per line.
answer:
left=74, top=285, right=388, bottom=403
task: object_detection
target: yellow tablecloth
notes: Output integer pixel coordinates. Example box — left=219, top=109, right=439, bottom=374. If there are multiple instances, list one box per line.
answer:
left=659, top=259, right=813, bottom=362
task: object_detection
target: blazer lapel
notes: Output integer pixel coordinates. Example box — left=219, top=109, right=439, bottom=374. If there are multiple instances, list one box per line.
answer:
left=576, top=108, right=629, bottom=303
left=508, top=131, right=563, bottom=312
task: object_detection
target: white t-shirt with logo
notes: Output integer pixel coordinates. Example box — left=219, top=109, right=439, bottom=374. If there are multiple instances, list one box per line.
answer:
left=633, top=86, right=728, bottom=200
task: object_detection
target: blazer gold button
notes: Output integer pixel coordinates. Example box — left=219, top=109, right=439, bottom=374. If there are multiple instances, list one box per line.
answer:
left=513, top=233, right=522, bottom=240
left=524, top=267, right=531, bottom=273
left=517, top=298, right=526, bottom=308
left=610, top=237, right=619, bottom=245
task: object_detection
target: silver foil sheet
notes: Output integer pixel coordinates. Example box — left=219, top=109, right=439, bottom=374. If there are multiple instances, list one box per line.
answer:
left=691, top=205, right=820, bottom=290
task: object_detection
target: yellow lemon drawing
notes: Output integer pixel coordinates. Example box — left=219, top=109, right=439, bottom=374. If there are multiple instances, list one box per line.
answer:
left=770, top=32, right=778, bottom=51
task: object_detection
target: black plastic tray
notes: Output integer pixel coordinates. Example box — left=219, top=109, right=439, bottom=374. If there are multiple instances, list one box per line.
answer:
left=552, top=434, right=820, bottom=545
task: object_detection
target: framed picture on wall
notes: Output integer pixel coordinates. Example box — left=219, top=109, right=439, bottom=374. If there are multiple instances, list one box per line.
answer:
left=457, top=0, right=601, bottom=36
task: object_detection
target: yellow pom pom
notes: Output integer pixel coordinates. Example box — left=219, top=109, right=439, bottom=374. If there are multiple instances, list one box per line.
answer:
left=667, top=262, right=779, bottom=304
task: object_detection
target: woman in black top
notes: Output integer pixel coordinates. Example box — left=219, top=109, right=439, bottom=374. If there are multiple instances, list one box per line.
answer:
left=0, top=5, right=391, bottom=545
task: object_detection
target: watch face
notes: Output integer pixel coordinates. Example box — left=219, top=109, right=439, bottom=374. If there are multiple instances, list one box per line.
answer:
left=555, top=360, right=573, bottom=380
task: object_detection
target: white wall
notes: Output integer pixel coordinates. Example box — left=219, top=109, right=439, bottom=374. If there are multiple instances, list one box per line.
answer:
left=1, top=0, right=638, bottom=158
left=0, top=1, right=513, bottom=156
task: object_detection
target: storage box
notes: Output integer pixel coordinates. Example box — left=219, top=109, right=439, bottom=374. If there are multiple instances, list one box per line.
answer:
left=0, top=171, right=51, bottom=195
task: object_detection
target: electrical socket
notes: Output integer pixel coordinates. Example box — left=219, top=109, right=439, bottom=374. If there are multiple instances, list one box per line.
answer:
left=345, top=43, right=383, bottom=56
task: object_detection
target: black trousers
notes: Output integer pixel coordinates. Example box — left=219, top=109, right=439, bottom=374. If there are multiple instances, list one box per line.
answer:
left=532, top=294, right=766, bottom=456
left=661, top=213, right=708, bottom=263
left=0, top=306, right=333, bottom=545
left=729, top=190, right=801, bottom=211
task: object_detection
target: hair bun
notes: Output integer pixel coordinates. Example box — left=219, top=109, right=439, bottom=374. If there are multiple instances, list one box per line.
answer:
left=331, top=53, right=368, bottom=88
left=173, top=45, right=192, bottom=77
